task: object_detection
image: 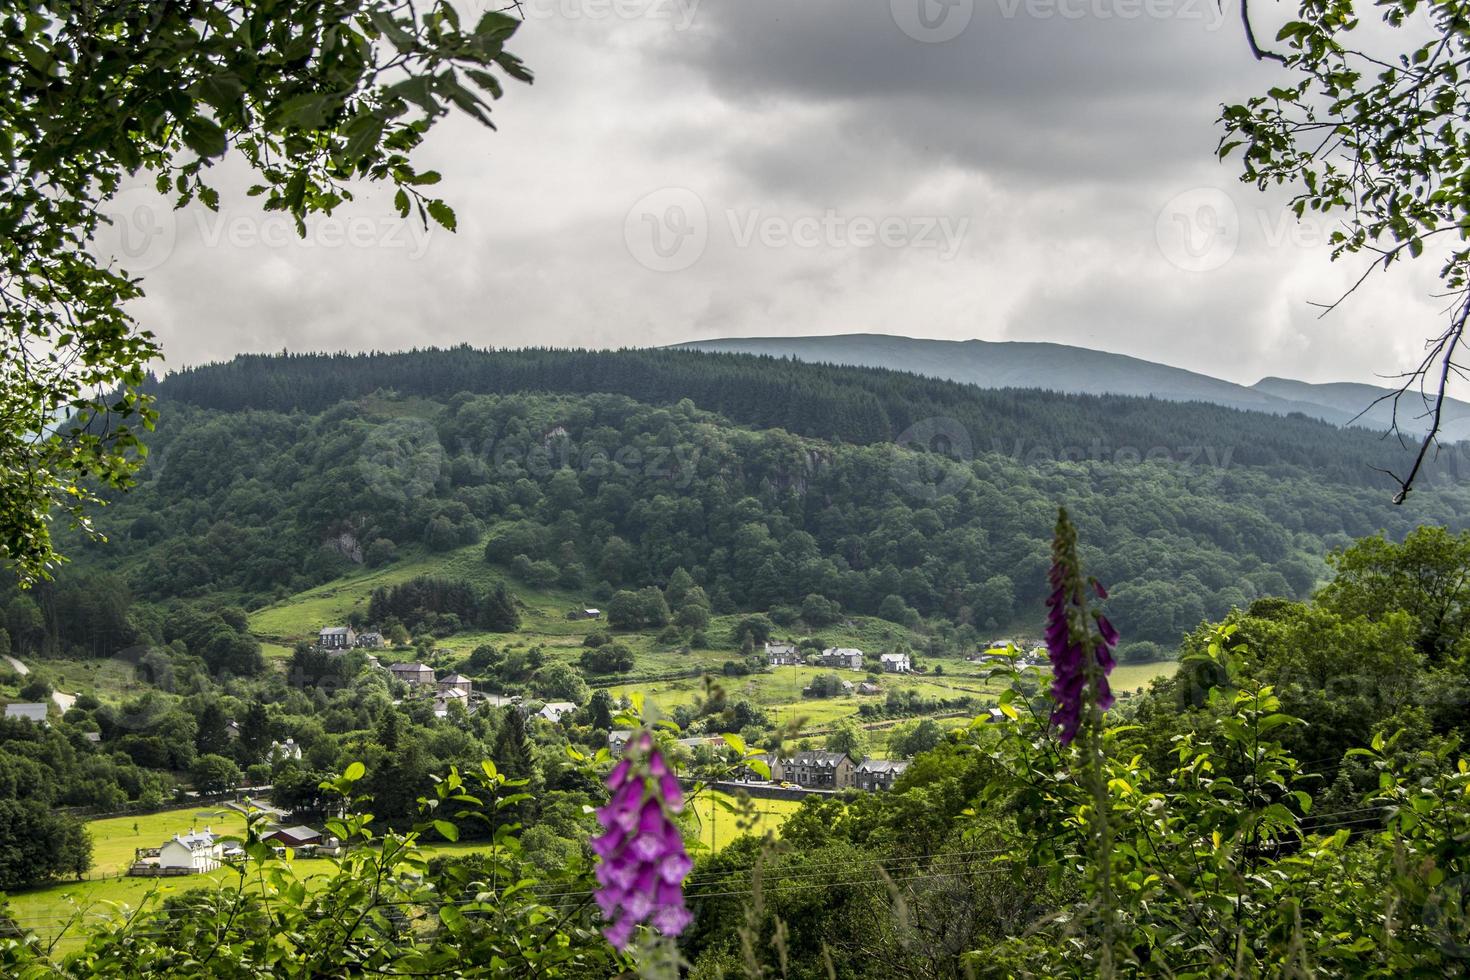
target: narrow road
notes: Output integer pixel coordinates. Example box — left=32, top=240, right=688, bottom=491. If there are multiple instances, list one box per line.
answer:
left=2, top=654, right=28, bottom=676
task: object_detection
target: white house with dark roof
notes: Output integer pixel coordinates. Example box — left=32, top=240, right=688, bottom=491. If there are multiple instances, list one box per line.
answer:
left=3, top=702, right=48, bottom=724
left=270, top=738, right=302, bottom=761
left=159, top=829, right=223, bottom=873
left=538, top=701, right=578, bottom=723
left=880, top=653, right=912, bottom=674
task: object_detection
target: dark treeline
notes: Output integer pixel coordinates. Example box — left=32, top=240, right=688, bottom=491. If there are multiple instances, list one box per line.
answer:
left=367, top=576, right=519, bottom=634
left=146, top=347, right=1456, bottom=488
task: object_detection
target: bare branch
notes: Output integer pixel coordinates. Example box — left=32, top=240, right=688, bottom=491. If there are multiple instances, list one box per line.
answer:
left=1237, top=0, right=1288, bottom=64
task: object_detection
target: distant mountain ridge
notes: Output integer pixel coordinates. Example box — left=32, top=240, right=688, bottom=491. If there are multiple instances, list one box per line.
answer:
left=673, top=334, right=1470, bottom=442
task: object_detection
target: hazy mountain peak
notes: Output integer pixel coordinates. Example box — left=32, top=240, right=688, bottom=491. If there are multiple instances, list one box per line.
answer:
left=675, top=334, right=1470, bottom=441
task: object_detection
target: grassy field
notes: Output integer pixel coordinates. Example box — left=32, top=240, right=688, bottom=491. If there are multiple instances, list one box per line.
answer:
left=5, top=872, right=241, bottom=954
left=687, top=791, right=804, bottom=852
left=6, top=790, right=802, bottom=955
left=84, top=805, right=248, bottom=875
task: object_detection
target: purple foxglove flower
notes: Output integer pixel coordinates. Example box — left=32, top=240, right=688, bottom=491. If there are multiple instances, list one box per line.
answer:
left=1046, top=509, right=1118, bottom=745
left=591, top=732, right=692, bottom=951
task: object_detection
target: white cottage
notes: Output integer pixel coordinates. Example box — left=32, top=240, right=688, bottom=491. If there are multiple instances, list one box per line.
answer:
left=880, top=653, right=912, bottom=674
left=159, top=829, right=223, bottom=873
left=538, top=701, right=578, bottom=723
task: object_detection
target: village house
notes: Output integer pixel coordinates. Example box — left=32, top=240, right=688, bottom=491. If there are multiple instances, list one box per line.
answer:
left=854, top=759, right=911, bottom=792
left=158, top=829, right=224, bottom=873
left=539, top=701, right=578, bottom=723
left=764, top=642, right=801, bottom=667
left=437, top=673, right=473, bottom=697
left=387, top=662, right=436, bottom=687
left=433, top=688, right=470, bottom=718
left=270, top=738, right=302, bottom=761
left=778, top=750, right=854, bottom=790
left=354, top=631, right=385, bottom=649
left=318, top=626, right=356, bottom=650
left=575, top=608, right=602, bottom=620
left=3, top=702, right=47, bottom=724
left=819, top=647, right=864, bottom=670
left=608, top=729, right=632, bottom=752
left=880, top=652, right=912, bottom=673
left=857, top=682, right=882, bottom=695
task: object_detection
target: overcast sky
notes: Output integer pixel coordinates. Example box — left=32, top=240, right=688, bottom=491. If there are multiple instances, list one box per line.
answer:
left=95, top=0, right=1454, bottom=389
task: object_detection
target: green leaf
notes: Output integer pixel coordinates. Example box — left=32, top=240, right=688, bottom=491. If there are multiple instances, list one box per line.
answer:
left=433, top=819, right=459, bottom=841
left=342, top=113, right=387, bottom=163
left=427, top=199, right=456, bottom=231
left=182, top=115, right=227, bottom=158
left=344, top=761, right=366, bottom=782
left=439, top=903, right=467, bottom=932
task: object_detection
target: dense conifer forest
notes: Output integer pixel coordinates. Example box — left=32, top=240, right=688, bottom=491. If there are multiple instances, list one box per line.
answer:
left=148, top=347, right=1467, bottom=487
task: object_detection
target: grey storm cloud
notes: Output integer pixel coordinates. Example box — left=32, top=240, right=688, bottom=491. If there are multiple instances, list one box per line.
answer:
left=676, top=0, right=1283, bottom=182
left=97, top=0, right=1453, bottom=392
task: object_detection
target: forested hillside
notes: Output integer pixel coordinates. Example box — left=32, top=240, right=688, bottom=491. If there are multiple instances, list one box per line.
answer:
left=145, top=347, right=1467, bottom=487
left=22, top=349, right=1470, bottom=651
